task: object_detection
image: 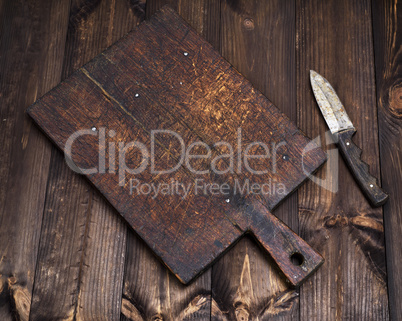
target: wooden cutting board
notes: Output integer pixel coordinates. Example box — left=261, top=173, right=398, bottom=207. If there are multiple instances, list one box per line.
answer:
left=28, top=6, right=326, bottom=286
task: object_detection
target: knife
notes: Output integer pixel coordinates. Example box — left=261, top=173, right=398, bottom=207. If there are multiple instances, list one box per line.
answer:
left=310, top=70, right=388, bottom=207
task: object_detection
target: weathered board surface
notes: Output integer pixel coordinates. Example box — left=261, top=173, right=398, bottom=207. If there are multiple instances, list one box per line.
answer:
left=296, top=0, right=389, bottom=320
left=211, top=1, right=301, bottom=319
left=28, top=6, right=326, bottom=286
left=28, top=1, right=145, bottom=320
left=1, top=0, right=399, bottom=320
left=121, top=2, right=219, bottom=320
left=0, top=1, right=71, bottom=320
left=372, top=0, right=402, bottom=320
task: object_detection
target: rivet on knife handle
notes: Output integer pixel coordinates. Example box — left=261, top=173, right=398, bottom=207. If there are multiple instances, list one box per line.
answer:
left=310, top=70, right=388, bottom=207
left=337, top=129, right=389, bottom=206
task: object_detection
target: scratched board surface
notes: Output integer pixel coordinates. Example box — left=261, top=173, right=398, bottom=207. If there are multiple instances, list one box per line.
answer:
left=27, top=6, right=326, bottom=283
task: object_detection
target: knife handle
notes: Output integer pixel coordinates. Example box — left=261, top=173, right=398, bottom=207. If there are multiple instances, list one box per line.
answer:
left=246, top=201, right=324, bottom=287
left=338, top=129, right=388, bottom=207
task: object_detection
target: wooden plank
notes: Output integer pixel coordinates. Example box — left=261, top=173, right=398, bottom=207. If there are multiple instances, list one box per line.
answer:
left=28, top=4, right=325, bottom=285
left=121, top=233, right=213, bottom=321
left=145, top=0, right=220, bottom=50
left=212, top=1, right=300, bottom=320
left=296, top=0, right=390, bottom=319
left=371, top=0, right=402, bottom=319
left=122, top=1, right=220, bottom=319
left=28, top=1, right=144, bottom=320
left=0, top=1, right=70, bottom=320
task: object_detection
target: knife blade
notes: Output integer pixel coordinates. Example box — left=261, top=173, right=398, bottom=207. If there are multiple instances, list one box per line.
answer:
left=310, top=70, right=388, bottom=207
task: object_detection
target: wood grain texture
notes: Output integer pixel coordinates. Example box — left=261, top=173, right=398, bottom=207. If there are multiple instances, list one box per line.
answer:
left=372, top=0, right=402, bottom=319
left=0, top=1, right=70, bottom=320
left=121, top=233, right=212, bottom=321
left=122, top=1, right=220, bottom=320
left=28, top=1, right=144, bottom=320
left=27, top=5, right=325, bottom=287
left=145, top=0, right=220, bottom=50
left=2, top=0, right=396, bottom=319
left=212, top=1, right=303, bottom=319
left=296, top=0, right=389, bottom=319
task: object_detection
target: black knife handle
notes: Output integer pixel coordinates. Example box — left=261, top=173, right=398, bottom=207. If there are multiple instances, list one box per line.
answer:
left=337, top=129, right=388, bottom=207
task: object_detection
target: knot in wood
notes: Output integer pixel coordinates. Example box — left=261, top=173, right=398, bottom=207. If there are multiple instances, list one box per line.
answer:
left=151, top=314, right=164, bottom=321
left=191, top=294, right=208, bottom=306
left=235, top=308, right=249, bottom=321
left=325, top=214, right=348, bottom=227
left=8, top=276, right=17, bottom=285
left=243, top=18, right=255, bottom=30
left=10, top=284, right=31, bottom=321
left=350, top=215, right=384, bottom=232
left=389, top=84, right=402, bottom=118
left=234, top=302, right=250, bottom=321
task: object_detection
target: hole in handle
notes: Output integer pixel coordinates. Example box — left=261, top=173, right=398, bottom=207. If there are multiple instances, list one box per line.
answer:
left=290, top=252, right=304, bottom=266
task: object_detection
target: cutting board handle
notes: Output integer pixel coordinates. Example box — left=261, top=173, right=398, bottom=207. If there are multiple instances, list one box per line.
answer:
left=247, top=201, right=324, bottom=286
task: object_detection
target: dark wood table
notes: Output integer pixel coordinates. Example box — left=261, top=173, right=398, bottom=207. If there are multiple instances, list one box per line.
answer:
left=0, top=0, right=400, bottom=320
